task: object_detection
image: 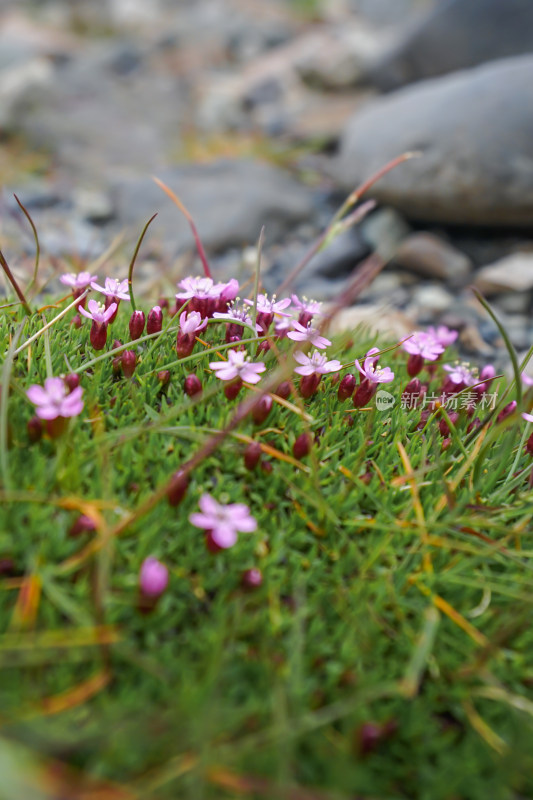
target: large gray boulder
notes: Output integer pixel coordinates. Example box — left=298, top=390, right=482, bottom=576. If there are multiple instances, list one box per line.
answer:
left=335, top=55, right=533, bottom=227
left=366, top=0, right=533, bottom=90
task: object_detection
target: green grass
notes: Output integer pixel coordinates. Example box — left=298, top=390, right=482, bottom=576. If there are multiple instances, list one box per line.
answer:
left=1, top=204, right=533, bottom=800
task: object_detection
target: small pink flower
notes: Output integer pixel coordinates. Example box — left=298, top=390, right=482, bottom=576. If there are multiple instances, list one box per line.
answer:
left=27, top=377, right=83, bottom=421
left=179, top=310, right=208, bottom=335
left=426, top=325, right=459, bottom=348
left=443, top=363, right=477, bottom=386
left=176, top=276, right=223, bottom=300
left=210, top=350, right=266, bottom=384
left=293, top=350, right=341, bottom=377
left=189, top=494, right=257, bottom=549
left=287, top=321, right=331, bottom=350
left=290, top=295, right=323, bottom=317
left=213, top=304, right=260, bottom=329
left=244, top=294, right=292, bottom=317
left=522, top=411, right=533, bottom=423
left=79, top=298, right=117, bottom=325
left=90, top=277, right=130, bottom=301
left=402, top=332, right=444, bottom=361
left=354, top=356, right=394, bottom=384
left=139, top=557, right=169, bottom=597
left=60, top=271, right=97, bottom=290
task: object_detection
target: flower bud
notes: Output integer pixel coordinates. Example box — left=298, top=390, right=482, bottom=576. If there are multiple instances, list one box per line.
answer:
left=64, top=373, right=80, bottom=393
left=167, top=470, right=189, bottom=506
left=407, top=354, right=424, bottom=377
left=497, top=401, right=517, bottom=424
left=158, top=297, right=169, bottom=311
left=104, top=295, right=120, bottom=323
left=467, top=417, right=481, bottom=434
left=157, top=370, right=171, bottom=387
left=69, top=514, right=97, bottom=537
left=224, top=378, right=243, bottom=401
left=176, top=332, right=195, bottom=359
left=300, top=373, right=321, bottom=399
left=129, top=309, right=146, bottom=340
left=439, top=411, right=459, bottom=437
left=338, top=373, right=356, bottom=401
left=242, top=568, right=263, bottom=590
left=252, top=395, right=273, bottom=425
left=138, top=557, right=168, bottom=612
left=27, top=416, right=43, bottom=443
left=112, top=339, right=122, bottom=350
left=244, top=441, right=262, bottom=470
left=72, top=313, right=82, bottom=329
left=90, top=321, right=108, bottom=350
left=293, top=432, right=312, bottom=459
left=353, top=379, right=375, bottom=408
left=526, top=433, right=533, bottom=457
left=0, top=558, right=15, bottom=576
left=121, top=350, right=137, bottom=379
left=275, top=381, right=291, bottom=399
left=256, top=340, right=271, bottom=356
left=147, top=305, right=163, bottom=335
left=184, top=373, right=202, bottom=398
left=405, top=377, right=422, bottom=396
left=112, top=356, right=122, bottom=375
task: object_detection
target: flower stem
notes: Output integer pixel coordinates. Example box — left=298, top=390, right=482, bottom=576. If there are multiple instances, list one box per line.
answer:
left=0, top=248, right=32, bottom=316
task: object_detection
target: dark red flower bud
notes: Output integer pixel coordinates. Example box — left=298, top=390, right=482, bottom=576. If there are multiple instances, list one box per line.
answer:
left=300, top=373, right=322, bottom=399
left=184, top=373, right=202, bottom=398
left=90, top=321, right=108, bottom=350
left=405, top=377, right=422, bottom=395
left=338, top=373, right=356, bottom=401
left=441, top=436, right=452, bottom=451
left=0, top=558, right=15, bottom=576
left=357, top=722, right=383, bottom=757
left=439, top=411, right=459, bottom=437
left=121, top=350, right=137, bottom=379
left=407, top=354, right=424, bottom=377
left=275, top=381, right=291, bottom=399
left=226, top=323, right=243, bottom=343
left=167, top=469, right=189, bottom=506
left=129, top=309, right=146, bottom=340
left=256, top=340, right=271, bottom=356
left=224, top=378, right=243, bottom=400
left=63, top=373, right=80, bottom=393
left=256, top=311, right=273, bottom=334
left=242, top=568, right=263, bottom=589
left=293, top=432, right=312, bottom=459
left=353, top=379, right=375, bottom=408
left=526, top=432, right=533, bottom=456
left=158, top=297, right=169, bottom=311
left=147, top=305, right=163, bottom=335
left=157, top=370, right=171, bottom=386
left=112, top=339, right=122, bottom=350
left=497, top=401, right=517, bottom=424
left=69, top=514, right=97, bottom=537
left=112, top=356, right=122, bottom=375
left=104, top=295, right=120, bottom=323
left=467, top=417, right=481, bottom=434
left=72, top=314, right=82, bottom=329
left=244, top=441, right=262, bottom=470
left=252, top=395, right=273, bottom=425
left=27, top=416, right=43, bottom=443
left=261, top=459, right=273, bottom=474
left=176, top=332, right=195, bottom=359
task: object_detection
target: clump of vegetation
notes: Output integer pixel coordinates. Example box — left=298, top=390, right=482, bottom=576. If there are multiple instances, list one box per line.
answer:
left=1, top=162, right=533, bottom=800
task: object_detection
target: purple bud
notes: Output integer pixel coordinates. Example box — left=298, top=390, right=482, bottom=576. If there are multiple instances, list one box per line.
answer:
left=112, top=356, right=122, bottom=376
left=64, top=373, right=80, bottom=393
left=467, top=417, right=481, bottom=434
left=139, top=557, right=168, bottom=598
left=256, top=340, right=271, bottom=356
left=69, top=514, right=97, bottom=537
left=353, top=379, right=375, bottom=408
left=121, top=350, right=137, bottom=379
left=497, top=401, right=517, bottom=424
left=104, top=295, right=120, bottom=323
left=167, top=470, right=189, bottom=506
left=293, top=432, right=312, bottom=460
left=147, top=306, right=163, bottom=335
left=184, top=373, right=202, bottom=398
left=129, top=309, right=146, bottom=340
left=224, top=378, right=243, bottom=401
left=357, top=722, right=382, bottom=757
left=72, top=314, right=82, bottom=329
left=244, top=441, right=262, bottom=470
left=439, top=410, right=459, bottom=437
left=407, top=354, right=424, bottom=377
left=405, top=378, right=422, bottom=395
left=275, top=381, right=291, bottom=400
left=338, top=373, right=356, bottom=402
left=158, top=370, right=171, bottom=386
left=90, top=321, right=108, bottom=350
left=176, top=332, right=195, bottom=359
left=252, top=394, right=273, bottom=425
left=300, top=373, right=322, bottom=399
left=242, top=568, right=263, bottom=590
left=526, top=432, right=533, bottom=456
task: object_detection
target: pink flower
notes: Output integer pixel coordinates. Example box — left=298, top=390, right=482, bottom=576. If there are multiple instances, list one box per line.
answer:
left=90, top=277, right=130, bottom=301
left=354, top=356, right=394, bottom=384
left=27, top=377, right=83, bottom=421
left=290, top=295, right=323, bottom=317
left=213, top=304, right=260, bottom=328
left=210, top=350, right=266, bottom=384
left=244, top=294, right=292, bottom=317
left=139, top=557, right=168, bottom=597
left=176, top=276, right=223, bottom=300
left=60, top=271, right=97, bottom=290
left=443, top=363, right=477, bottom=386
left=402, top=332, right=444, bottom=361
left=189, top=494, right=257, bottom=549
left=426, top=325, right=459, bottom=348
left=522, top=372, right=533, bottom=387
left=179, top=310, right=208, bottom=335
left=287, top=321, right=331, bottom=350
left=522, top=412, right=533, bottom=424
left=79, top=298, right=117, bottom=325
left=293, top=350, right=341, bottom=377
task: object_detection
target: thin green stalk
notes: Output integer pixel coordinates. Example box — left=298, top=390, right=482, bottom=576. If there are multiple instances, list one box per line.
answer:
left=127, top=213, right=158, bottom=312
left=252, top=226, right=265, bottom=331
left=0, top=249, right=32, bottom=316
left=14, top=194, right=40, bottom=297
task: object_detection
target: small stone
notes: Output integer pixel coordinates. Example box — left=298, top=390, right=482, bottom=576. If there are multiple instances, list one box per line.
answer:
left=474, top=252, right=533, bottom=295
left=394, top=232, right=472, bottom=286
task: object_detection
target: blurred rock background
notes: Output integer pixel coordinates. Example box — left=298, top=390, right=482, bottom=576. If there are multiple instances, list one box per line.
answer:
left=1, top=0, right=533, bottom=362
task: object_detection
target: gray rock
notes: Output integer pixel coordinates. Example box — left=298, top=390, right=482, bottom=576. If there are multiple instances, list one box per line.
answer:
left=474, top=252, right=533, bottom=294
left=111, top=160, right=315, bottom=257
left=408, top=283, right=455, bottom=320
left=348, top=0, right=433, bottom=29
left=394, top=232, right=472, bottom=285
left=360, top=207, right=411, bottom=261
left=336, top=56, right=533, bottom=226
left=366, top=0, right=533, bottom=91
